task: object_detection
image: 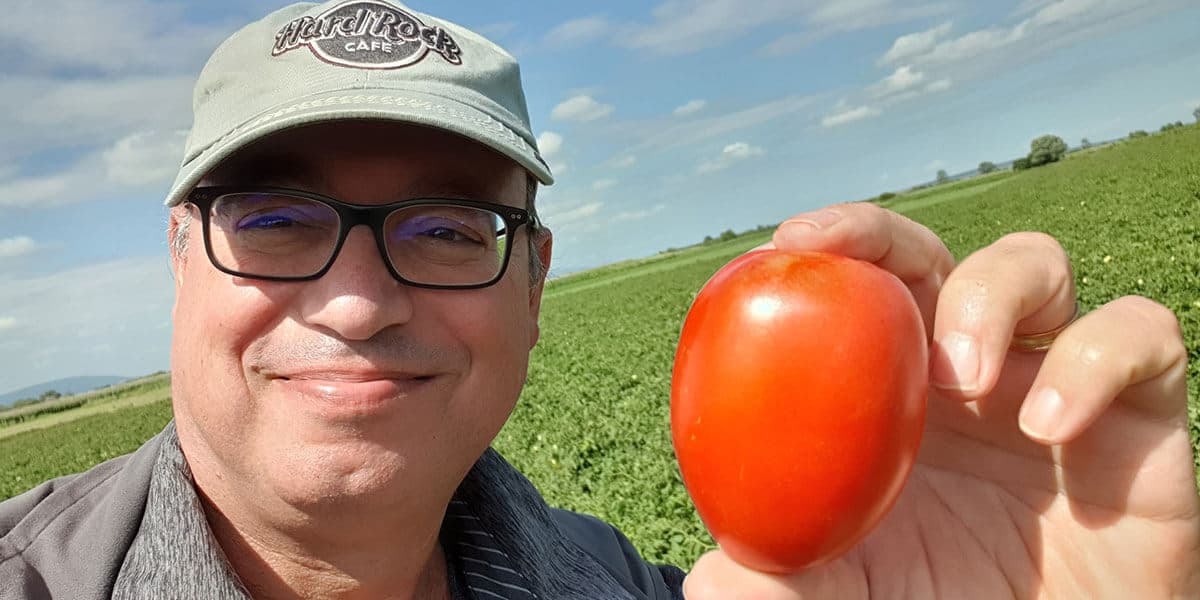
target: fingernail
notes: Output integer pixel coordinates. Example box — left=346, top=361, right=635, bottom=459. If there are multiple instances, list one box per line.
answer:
left=932, top=331, right=979, bottom=391
left=1020, top=388, right=1065, bottom=442
left=787, top=209, right=842, bottom=231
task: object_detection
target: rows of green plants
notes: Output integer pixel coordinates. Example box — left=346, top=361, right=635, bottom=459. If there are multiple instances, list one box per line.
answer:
left=0, top=400, right=173, bottom=499
left=0, top=126, right=1196, bottom=571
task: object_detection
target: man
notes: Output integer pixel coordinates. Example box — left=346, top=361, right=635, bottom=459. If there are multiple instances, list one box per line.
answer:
left=1, top=1, right=1197, bottom=598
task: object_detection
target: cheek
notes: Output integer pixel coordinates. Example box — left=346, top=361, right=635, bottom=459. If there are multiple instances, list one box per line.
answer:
left=172, top=262, right=292, bottom=425
left=424, top=281, right=535, bottom=421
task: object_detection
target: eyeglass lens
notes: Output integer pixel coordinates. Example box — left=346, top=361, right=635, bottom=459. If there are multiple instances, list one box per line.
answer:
left=207, top=192, right=510, bottom=285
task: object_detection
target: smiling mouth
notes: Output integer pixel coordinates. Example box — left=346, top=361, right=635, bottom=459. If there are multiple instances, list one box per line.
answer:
left=273, top=374, right=436, bottom=383
left=264, top=370, right=441, bottom=418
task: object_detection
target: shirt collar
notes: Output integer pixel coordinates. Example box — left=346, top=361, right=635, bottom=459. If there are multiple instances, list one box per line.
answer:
left=113, top=422, right=639, bottom=600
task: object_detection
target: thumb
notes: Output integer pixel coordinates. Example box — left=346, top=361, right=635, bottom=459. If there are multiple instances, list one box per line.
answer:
left=683, top=550, right=867, bottom=599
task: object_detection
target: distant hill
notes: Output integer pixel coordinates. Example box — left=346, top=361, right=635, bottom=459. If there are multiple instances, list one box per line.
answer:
left=0, top=376, right=129, bottom=408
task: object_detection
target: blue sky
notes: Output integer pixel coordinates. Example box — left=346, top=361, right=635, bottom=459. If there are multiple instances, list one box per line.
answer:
left=0, top=0, right=1198, bottom=394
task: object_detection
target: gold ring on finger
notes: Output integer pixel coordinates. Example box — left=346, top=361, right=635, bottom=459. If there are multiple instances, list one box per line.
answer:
left=1009, top=301, right=1082, bottom=353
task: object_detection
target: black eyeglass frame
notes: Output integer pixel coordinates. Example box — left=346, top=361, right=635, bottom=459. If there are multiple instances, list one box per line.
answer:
left=186, top=185, right=533, bottom=290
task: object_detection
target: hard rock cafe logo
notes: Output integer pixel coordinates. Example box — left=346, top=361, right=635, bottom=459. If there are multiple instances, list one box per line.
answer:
left=272, top=0, right=462, bottom=69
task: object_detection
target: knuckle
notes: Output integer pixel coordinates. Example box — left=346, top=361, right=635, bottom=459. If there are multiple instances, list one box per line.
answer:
left=992, top=231, right=1073, bottom=286
left=835, top=201, right=889, bottom=227
left=1113, top=295, right=1187, bottom=352
left=997, top=230, right=1064, bottom=254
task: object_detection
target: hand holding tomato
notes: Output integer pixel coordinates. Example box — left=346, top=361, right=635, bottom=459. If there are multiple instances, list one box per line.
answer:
left=680, top=203, right=1200, bottom=599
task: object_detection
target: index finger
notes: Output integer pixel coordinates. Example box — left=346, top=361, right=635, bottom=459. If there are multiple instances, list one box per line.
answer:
left=772, top=203, right=955, bottom=337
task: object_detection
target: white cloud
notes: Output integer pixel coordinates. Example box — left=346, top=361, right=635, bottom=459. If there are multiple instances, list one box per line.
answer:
left=925, top=78, right=952, bottom=93
left=723, top=142, right=765, bottom=160
left=869, top=65, right=927, bottom=98
left=0, top=127, right=185, bottom=210
left=610, top=155, right=638, bottom=168
left=0, top=75, right=194, bottom=165
left=546, top=16, right=611, bottom=47
left=821, top=105, right=882, bottom=128
left=880, top=22, right=953, bottom=65
left=921, top=26, right=1024, bottom=64
left=0, top=317, right=15, bottom=333
left=0, top=0, right=229, bottom=215
left=893, top=0, right=1173, bottom=69
left=927, top=159, right=947, bottom=171
left=542, top=201, right=605, bottom=229
left=842, top=0, right=1186, bottom=126
left=1014, top=0, right=1058, bottom=16
left=0, top=174, right=72, bottom=209
left=697, top=142, right=766, bottom=174
left=0, top=0, right=232, bottom=75
left=673, top=99, right=707, bottom=116
left=592, top=179, right=618, bottom=191
left=537, top=132, right=564, bottom=159
left=612, top=204, right=667, bottom=222
left=809, top=0, right=893, bottom=28
left=536, top=131, right=568, bottom=176
left=103, top=129, right=188, bottom=186
left=623, top=94, right=818, bottom=153
left=619, top=0, right=803, bottom=55
left=551, top=95, right=615, bottom=122
left=1028, top=0, right=1100, bottom=28
left=759, top=31, right=824, bottom=56
left=619, top=0, right=952, bottom=56
left=0, top=237, right=36, bottom=259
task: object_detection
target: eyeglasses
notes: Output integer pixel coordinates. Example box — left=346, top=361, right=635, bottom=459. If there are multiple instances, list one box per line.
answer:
left=186, top=186, right=533, bottom=289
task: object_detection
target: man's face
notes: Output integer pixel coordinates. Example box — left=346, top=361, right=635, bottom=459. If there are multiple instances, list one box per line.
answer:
left=169, top=121, right=550, bottom=511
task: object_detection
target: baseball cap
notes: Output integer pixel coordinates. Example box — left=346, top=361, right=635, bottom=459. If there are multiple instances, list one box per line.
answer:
left=164, top=0, right=553, bottom=207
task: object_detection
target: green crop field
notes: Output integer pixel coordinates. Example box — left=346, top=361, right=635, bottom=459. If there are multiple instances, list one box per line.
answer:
left=2, top=125, right=1198, bottom=569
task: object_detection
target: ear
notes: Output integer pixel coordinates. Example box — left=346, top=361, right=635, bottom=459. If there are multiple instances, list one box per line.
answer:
left=167, top=206, right=192, bottom=290
left=526, top=228, right=554, bottom=349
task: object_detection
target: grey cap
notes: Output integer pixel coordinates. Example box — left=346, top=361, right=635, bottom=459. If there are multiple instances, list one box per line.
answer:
left=164, top=0, right=553, bottom=207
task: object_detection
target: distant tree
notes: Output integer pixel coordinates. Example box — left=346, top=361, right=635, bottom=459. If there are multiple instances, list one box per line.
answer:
left=1080, top=138, right=1091, bottom=149
left=719, top=229, right=737, bottom=242
left=1028, top=134, right=1068, bottom=167
left=877, top=192, right=897, bottom=203
left=978, top=161, right=997, bottom=174
left=38, top=390, right=61, bottom=402
left=936, top=169, right=949, bottom=184
left=1194, top=106, right=1200, bottom=123
left=703, top=235, right=714, bottom=244
left=1013, top=157, right=1031, bottom=171
left=1129, top=130, right=1149, bottom=139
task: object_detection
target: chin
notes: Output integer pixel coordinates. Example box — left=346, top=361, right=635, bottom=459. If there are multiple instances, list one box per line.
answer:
left=266, top=445, right=410, bottom=509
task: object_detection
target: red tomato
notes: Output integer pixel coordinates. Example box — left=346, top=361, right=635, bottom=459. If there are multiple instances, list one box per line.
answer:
left=671, top=249, right=928, bottom=573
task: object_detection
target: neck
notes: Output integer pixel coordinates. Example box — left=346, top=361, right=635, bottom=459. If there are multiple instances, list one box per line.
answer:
left=196, top=487, right=452, bottom=600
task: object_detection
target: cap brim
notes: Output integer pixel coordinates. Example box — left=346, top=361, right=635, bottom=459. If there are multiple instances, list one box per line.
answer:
left=164, top=87, right=554, bottom=207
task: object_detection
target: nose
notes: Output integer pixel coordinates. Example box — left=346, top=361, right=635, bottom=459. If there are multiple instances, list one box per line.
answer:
left=298, top=225, right=414, bottom=340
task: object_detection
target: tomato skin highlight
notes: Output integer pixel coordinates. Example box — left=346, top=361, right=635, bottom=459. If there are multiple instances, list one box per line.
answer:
left=670, top=250, right=928, bottom=573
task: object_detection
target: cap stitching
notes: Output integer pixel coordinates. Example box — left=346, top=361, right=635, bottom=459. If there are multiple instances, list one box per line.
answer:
left=211, top=94, right=532, bottom=159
